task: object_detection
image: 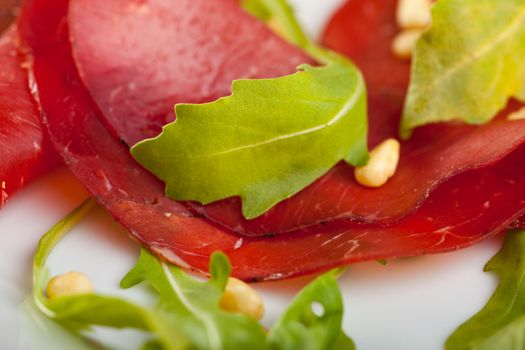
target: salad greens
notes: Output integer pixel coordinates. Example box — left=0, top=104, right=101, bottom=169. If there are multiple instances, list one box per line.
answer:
left=242, top=0, right=272, bottom=22
left=120, top=250, right=267, bottom=350
left=268, top=269, right=355, bottom=350
left=132, top=63, right=367, bottom=219
left=29, top=0, right=525, bottom=348
left=32, top=199, right=352, bottom=349
left=446, top=229, right=525, bottom=350
left=131, top=0, right=368, bottom=219
left=401, top=0, right=525, bottom=137
left=242, top=0, right=312, bottom=56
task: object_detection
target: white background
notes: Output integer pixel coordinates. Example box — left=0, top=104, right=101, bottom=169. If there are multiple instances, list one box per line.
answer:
left=0, top=1, right=501, bottom=349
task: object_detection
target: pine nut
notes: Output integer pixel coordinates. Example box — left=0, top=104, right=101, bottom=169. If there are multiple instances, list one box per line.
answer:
left=397, top=0, right=432, bottom=29
left=355, top=139, right=401, bottom=188
left=220, top=277, right=264, bottom=320
left=507, top=107, right=525, bottom=121
left=392, top=29, right=424, bottom=59
left=46, top=271, right=93, bottom=299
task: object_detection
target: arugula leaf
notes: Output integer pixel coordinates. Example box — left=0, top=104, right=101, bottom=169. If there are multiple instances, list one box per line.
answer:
left=401, top=0, right=525, bottom=137
left=33, top=200, right=265, bottom=349
left=33, top=198, right=95, bottom=314
left=132, top=62, right=368, bottom=219
left=269, top=270, right=354, bottom=350
left=446, top=230, right=525, bottom=350
left=131, top=0, right=368, bottom=219
left=242, top=0, right=311, bottom=53
left=20, top=299, right=100, bottom=350
left=242, top=0, right=354, bottom=68
left=33, top=200, right=189, bottom=348
left=242, top=0, right=272, bottom=22
left=32, top=199, right=354, bottom=349
left=121, top=249, right=267, bottom=350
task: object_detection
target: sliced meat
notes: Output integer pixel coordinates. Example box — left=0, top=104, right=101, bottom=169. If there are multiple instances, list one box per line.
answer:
left=196, top=112, right=525, bottom=235
left=511, top=215, right=525, bottom=228
left=19, top=0, right=525, bottom=281
left=0, top=25, right=59, bottom=208
left=69, top=0, right=311, bottom=146
left=0, top=0, right=20, bottom=33
left=69, top=0, right=525, bottom=237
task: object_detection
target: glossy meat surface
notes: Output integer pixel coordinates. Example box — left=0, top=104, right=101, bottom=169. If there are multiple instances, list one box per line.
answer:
left=69, top=0, right=525, bottom=236
left=0, top=26, right=59, bottom=208
left=19, top=0, right=525, bottom=281
left=69, top=0, right=311, bottom=146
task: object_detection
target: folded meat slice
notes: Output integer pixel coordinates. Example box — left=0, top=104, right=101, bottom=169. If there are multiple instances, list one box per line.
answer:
left=69, top=0, right=525, bottom=237
left=20, top=0, right=525, bottom=281
left=0, top=25, right=59, bottom=208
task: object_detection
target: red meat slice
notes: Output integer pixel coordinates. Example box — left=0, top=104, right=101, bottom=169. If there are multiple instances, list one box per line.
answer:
left=0, top=0, right=20, bottom=32
left=511, top=215, right=525, bottom=228
left=0, top=25, right=59, bottom=208
left=69, top=0, right=525, bottom=237
left=20, top=0, right=525, bottom=281
left=69, top=0, right=311, bottom=146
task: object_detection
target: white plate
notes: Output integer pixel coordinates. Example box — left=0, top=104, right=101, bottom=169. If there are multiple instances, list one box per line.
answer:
left=0, top=1, right=501, bottom=349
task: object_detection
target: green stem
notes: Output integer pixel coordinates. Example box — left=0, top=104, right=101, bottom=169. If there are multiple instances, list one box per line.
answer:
left=243, top=0, right=350, bottom=65
left=33, top=198, right=95, bottom=314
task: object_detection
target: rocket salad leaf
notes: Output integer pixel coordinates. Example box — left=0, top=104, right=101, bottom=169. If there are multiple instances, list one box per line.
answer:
left=131, top=0, right=368, bottom=219
left=401, top=0, right=525, bottom=137
left=132, top=62, right=368, bottom=219
left=120, top=250, right=267, bottom=350
left=242, top=0, right=355, bottom=68
left=32, top=200, right=206, bottom=348
left=31, top=200, right=352, bottom=349
left=446, top=230, right=525, bottom=350
left=269, top=269, right=354, bottom=350
left=242, top=0, right=311, bottom=54
left=242, top=0, right=272, bottom=22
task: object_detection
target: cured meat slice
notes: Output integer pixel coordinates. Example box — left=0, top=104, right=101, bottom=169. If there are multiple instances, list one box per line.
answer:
left=19, top=0, right=525, bottom=281
left=69, top=0, right=525, bottom=236
left=0, top=25, right=59, bottom=208
left=69, top=0, right=311, bottom=146
left=197, top=112, right=525, bottom=236
left=0, top=0, right=20, bottom=32
left=511, top=215, right=525, bottom=229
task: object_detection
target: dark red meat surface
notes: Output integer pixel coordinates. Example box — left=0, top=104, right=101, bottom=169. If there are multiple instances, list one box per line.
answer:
left=0, top=25, right=59, bottom=208
left=18, top=0, right=525, bottom=281
left=0, top=0, right=20, bottom=32
left=69, top=0, right=525, bottom=236
left=69, top=0, right=311, bottom=146
left=511, top=215, right=525, bottom=229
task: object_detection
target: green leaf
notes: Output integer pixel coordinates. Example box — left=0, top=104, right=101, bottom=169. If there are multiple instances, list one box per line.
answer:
left=241, top=0, right=310, bottom=52
left=31, top=195, right=354, bottom=349
left=132, top=0, right=367, bottom=219
left=121, top=250, right=268, bottom=350
left=241, top=0, right=348, bottom=65
left=333, top=332, right=357, bottom=350
left=242, top=0, right=272, bottom=21
left=268, top=270, right=354, bottom=350
left=446, top=230, right=525, bottom=350
left=20, top=298, right=100, bottom=350
left=33, top=198, right=95, bottom=310
left=32, top=200, right=266, bottom=350
left=32, top=200, right=190, bottom=349
left=401, top=0, right=525, bottom=138
left=131, top=62, right=368, bottom=219
left=33, top=199, right=96, bottom=273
